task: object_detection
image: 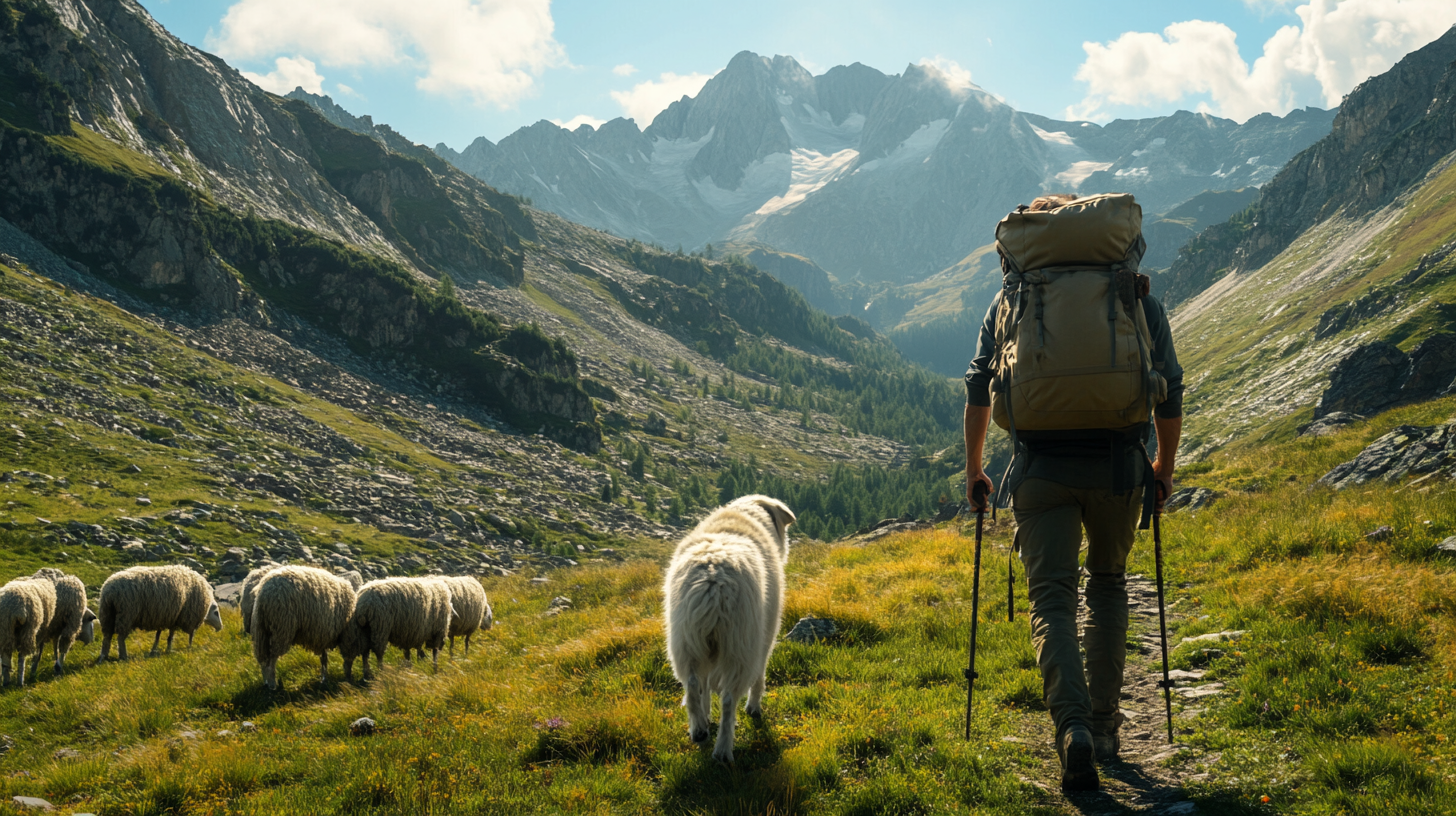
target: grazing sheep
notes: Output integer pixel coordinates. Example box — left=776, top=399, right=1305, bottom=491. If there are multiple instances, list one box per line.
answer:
left=251, top=566, right=357, bottom=690
left=440, top=576, right=491, bottom=657
left=664, top=495, right=795, bottom=764
left=0, top=577, right=57, bottom=687
left=238, top=566, right=279, bottom=637
left=98, top=565, right=223, bottom=660
left=30, top=570, right=95, bottom=677
left=341, top=577, right=454, bottom=681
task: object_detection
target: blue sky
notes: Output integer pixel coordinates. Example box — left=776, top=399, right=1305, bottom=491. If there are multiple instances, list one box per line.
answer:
left=138, top=1, right=1456, bottom=151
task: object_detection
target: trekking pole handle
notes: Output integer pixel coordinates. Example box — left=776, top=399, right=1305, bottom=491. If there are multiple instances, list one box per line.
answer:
left=971, top=481, right=989, bottom=513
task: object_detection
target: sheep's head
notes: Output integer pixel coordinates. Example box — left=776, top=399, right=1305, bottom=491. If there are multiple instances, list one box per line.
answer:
left=482, top=601, right=495, bottom=631
left=204, top=602, right=223, bottom=631
left=79, top=608, right=97, bottom=644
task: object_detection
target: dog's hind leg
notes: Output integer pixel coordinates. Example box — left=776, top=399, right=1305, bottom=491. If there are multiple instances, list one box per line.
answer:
left=685, top=670, right=710, bottom=744
left=746, top=673, right=766, bottom=718
left=712, top=688, right=738, bottom=764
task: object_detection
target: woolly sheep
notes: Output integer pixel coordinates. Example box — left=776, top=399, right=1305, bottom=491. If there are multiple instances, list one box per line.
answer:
left=0, top=577, right=57, bottom=687
left=98, top=565, right=223, bottom=660
left=238, top=565, right=279, bottom=637
left=341, top=577, right=454, bottom=681
left=30, top=569, right=95, bottom=677
left=440, top=576, right=491, bottom=657
left=251, top=566, right=357, bottom=690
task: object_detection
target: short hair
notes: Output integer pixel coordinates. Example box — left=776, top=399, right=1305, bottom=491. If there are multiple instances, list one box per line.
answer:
left=1027, top=194, right=1078, bottom=211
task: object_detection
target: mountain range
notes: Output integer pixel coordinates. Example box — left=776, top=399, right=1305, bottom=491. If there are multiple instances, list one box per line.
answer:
left=427, top=51, right=1334, bottom=325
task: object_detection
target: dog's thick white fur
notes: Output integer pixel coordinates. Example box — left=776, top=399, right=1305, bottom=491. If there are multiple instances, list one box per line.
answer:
left=663, top=494, right=795, bottom=763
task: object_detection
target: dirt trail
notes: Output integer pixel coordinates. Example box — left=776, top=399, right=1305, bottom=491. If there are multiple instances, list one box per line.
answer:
left=1013, top=573, right=1219, bottom=814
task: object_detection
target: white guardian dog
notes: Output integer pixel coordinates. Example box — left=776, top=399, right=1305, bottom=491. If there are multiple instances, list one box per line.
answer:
left=663, top=494, right=796, bottom=764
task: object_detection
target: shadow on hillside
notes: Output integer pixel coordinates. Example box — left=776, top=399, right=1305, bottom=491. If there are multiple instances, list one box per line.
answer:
left=658, top=714, right=792, bottom=814
left=225, top=676, right=358, bottom=719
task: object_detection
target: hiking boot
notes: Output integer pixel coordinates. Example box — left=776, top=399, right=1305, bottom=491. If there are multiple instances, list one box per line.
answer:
left=1057, top=726, right=1100, bottom=792
left=1093, top=733, right=1119, bottom=763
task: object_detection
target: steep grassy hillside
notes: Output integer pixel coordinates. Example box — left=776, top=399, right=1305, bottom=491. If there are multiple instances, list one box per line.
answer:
left=1172, top=154, right=1456, bottom=459
left=3, top=395, right=1454, bottom=814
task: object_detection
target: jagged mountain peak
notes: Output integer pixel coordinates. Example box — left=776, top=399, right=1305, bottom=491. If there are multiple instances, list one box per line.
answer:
left=432, top=49, right=1336, bottom=297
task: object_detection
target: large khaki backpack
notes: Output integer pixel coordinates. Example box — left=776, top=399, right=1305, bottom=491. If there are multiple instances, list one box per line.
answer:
left=989, top=193, right=1166, bottom=432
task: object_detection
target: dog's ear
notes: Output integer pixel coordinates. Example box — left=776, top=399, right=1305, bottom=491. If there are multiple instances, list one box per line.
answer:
left=749, top=496, right=795, bottom=533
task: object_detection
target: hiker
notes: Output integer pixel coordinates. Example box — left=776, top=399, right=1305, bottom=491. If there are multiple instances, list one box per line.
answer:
left=962, top=193, right=1183, bottom=792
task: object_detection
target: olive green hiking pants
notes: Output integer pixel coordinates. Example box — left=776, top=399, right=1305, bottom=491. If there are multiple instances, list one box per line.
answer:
left=1012, top=477, right=1141, bottom=743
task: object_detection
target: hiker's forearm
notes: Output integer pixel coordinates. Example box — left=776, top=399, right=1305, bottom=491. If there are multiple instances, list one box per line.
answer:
left=965, top=403, right=991, bottom=473
left=1153, top=415, right=1182, bottom=469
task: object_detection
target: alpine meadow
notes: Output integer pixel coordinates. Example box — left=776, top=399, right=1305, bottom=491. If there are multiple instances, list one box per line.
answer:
left=1, top=1, right=1456, bottom=814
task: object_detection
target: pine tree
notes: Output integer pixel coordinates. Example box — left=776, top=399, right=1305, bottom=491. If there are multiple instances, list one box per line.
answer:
left=436, top=272, right=458, bottom=301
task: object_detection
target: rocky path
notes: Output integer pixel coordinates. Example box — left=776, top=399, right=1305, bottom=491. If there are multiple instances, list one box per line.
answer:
left=1015, top=573, right=1223, bottom=814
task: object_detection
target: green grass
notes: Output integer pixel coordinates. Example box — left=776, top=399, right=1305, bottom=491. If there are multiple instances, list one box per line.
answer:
left=4, top=345, right=1456, bottom=814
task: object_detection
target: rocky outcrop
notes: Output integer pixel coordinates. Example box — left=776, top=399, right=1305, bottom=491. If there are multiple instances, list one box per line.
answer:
left=1317, top=423, right=1456, bottom=489
left=1313, top=335, right=1456, bottom=419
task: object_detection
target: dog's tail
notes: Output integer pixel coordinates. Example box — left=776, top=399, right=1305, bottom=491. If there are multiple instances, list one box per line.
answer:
left=669, top=561, right=765, bottom=688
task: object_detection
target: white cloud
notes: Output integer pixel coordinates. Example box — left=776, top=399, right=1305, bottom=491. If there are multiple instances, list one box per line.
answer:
left=241, top=55, right=324, bottom=94
left=336, top=83, right=360, bottom=98
left=552, top=114, right=606, bottom=130
left=1068, top=0, right=1456, bottom=122
left=211, top=0, right=565, bottom=107
left=918, top=56, right=975, bottom=90
left=612, top=63, right=637, bottom=76
left=610, top=71, right=715, bottom=126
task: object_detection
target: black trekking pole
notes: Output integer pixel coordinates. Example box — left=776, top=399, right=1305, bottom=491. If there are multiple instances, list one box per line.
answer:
left=963, top=481, right=988, bottom=741
left=1153, top=487, right=1175, bottom=744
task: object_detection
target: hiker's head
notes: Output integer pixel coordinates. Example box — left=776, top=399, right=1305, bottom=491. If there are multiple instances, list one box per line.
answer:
left=1028, top=194, right=1078, bottom=211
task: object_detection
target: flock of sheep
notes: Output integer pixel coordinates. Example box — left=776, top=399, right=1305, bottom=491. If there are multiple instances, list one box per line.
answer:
left=0, top=563, right=493, bottom=691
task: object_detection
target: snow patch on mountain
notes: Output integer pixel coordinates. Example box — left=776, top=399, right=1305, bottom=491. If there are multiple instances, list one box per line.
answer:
left=856, top=119, right=951, bottom=173
left=756, top=147, right=860, bottom=215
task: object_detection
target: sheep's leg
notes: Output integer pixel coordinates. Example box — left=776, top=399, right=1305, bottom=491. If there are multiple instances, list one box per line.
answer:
left=712, top=688, right=738, bottom=764
left=684, top=670, right=710, bottom=744
left=747, top=674, right=766, bottom=718
left=431, top=646, right=440, bottom=673
left=165, top=629, right=178, bottom=653
left=117, top=635, right=129, bottom=661
left=262, top=659, right=277, bottom=691
left=1, top=653, right=9, bottom=686
left=150, top=630, right=162, bottom=656
left=319, top=651, right=329, bottom=685
left=449, top=636, right=455, bottom=659
left=464, top=634, right=471, bottom=656
left=343, top=654, right=354, bottom=683
left=54, top=639, right=67, bottom=673
left=187, top=630, right=195, bottom=648
left=99, top=633, right=112, bottom=663
left=16, top=654, right=26, bottom=688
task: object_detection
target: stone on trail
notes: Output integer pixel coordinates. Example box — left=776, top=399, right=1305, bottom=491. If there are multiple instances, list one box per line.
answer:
left=1365, top=525, right=1393, bottom=542
left=543, top=596, right=573, bottom=617
left=350, top=717, right=376, bottom=737
left=1165, top=669, right=1206, bottom=682
left=784, top=616, right=838, bottom=643
left=1177, top=683, right=1225, bottom=699
left=1179, top=630, right=1246, bottom=646
left=11, top=797, right=54, bottom=811
left=1437, top=536, right=1456, bottom=553
left=1165, top=487, right=1216, bottom=513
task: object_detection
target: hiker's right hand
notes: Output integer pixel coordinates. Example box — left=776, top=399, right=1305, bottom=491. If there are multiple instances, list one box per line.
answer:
left=1153, top=459, right=1174, bottom=511
left=967, top=470, right=994, bottom=511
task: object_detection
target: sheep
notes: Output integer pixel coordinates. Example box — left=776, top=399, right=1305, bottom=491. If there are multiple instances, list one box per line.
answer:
left=251, top=566, right=357, bottom=690
left=0, top=577, right=56, bottom=687
left=238, top=565, right=279, bottom=637
left=341, top=577, right=454, bottom=681
left=664, top=495, right=796, bottom=764
left=98, top=565, right=223, bottom=660
left=30, top=569, right=95, bottom=677
left=440, top=576, right=491, bottom=657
